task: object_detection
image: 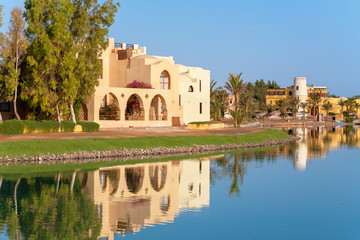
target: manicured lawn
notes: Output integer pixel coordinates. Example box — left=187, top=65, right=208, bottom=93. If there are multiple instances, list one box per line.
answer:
left=0, top=129, right=289, bottom=158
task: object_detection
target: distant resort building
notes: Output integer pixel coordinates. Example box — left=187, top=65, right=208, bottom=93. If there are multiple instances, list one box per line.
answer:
left=82, top=38, right=210, bottom=128
left=266, top=77, right=360, bottom=118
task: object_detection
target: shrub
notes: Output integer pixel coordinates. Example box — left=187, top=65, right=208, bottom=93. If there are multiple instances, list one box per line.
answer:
left=126, top=80, right=153, bottom=89
left=328, top=112, right=335, bottom=116
left=60, top=121, right=76, bottom=132
left=22, top=120, right=60, bottom=133
left=0, top=120, right=25, bottom=135
left=345, top=117, right=354, bottom=123
left=100, top=103, right=119, bottom=120
left=78, top=121, right=100, bottom=132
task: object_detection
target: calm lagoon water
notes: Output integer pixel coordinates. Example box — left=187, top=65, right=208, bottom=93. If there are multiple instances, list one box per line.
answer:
left=0, top=126, right=359, bottom=240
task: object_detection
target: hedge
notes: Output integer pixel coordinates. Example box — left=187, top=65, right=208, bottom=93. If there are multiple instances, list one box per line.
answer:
left=60, top=121, right=76, bottom=132
left=0, top=120, right=25, bottom=135
left=0, top=120, right=100, bottom=135
left=77, top=121, right=100, bottom=132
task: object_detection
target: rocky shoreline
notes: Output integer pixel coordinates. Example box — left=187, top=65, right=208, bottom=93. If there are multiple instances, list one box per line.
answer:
left=0, top=136, right=299, bottom=165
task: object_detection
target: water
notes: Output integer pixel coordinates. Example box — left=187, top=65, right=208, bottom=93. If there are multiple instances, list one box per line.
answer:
left=0, top=126, right=359, bottom=240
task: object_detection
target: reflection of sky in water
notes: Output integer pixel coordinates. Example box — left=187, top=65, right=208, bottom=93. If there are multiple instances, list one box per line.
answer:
left=0, top=127, right=359, bottom=240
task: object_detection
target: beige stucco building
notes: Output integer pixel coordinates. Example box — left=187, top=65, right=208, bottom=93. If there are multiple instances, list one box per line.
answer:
left=80, top=38, right=210, bottom=128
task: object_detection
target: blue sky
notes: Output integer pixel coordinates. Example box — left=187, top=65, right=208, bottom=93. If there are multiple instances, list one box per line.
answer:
left=1, top=0, right=359, bottom=96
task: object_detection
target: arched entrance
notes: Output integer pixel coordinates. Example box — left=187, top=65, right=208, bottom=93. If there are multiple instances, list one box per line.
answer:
left=126, top=94, right=144, bottom=120
left=99, top=93, right=120, bottom=120
left=149, top=95, right=167, bottom=121
left=125, top=167, right=144, bottom=193
left=149, top=165, right=167, bottom=192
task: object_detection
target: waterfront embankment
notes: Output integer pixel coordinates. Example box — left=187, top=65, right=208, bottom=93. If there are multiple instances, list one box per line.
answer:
left=0, top=129, right=297, bottom=164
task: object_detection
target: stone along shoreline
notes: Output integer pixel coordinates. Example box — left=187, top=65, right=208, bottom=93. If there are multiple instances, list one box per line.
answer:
left=0, top=136, right=299, bottom=165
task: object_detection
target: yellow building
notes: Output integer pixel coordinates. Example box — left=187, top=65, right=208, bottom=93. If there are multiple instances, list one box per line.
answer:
left=266, top=77, right=360, bottom=118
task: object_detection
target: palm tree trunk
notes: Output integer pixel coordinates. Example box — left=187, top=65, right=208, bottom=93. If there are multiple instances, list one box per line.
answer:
left=0, top=112, right=3, bottom=124
left=70, top=103, right=77, bottom=124
left=0, top=177, right=3, bottom=190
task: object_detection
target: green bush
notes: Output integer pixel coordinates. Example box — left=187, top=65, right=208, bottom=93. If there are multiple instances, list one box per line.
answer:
left=60, top=121, right=76, bottom=132
left=0, top=120, right=100, bottom=135
left=23, top=120, right=60, bottom=133
left=0, top=120, right=25, bottom=135
left=345, top=117, right=354, bottom=123
left=78, top=121, right=100, bottom=132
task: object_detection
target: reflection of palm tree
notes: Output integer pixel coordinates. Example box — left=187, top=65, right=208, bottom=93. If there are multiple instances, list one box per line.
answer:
left=229, top=153, right=246, bottom=196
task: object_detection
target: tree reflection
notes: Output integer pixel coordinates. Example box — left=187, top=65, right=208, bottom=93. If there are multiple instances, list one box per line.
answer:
left=0, top=174, right=101, bottom=239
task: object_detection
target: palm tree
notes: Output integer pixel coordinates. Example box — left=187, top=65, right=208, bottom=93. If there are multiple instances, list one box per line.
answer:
left=225, top=73, right=245, bottom=127
left=299, top=102, right=308, bottom=120
left=337, top=99, right=346, bottom=114
left=210, top=79, right=222, bottom=99
left=307, top=94, right=321, bottom=116
left=345, top=97, right=356, bottom=113
left=354, top=102, right=360, bottom=119
left=275, top=99, right=288, bottom=118
left=210, top=95, right=223, bottom=120
left=290, top=97, right=301, bottom=119
left=321, top=101, right=333, bottom=118
left=225, top=73, right=244, bottom=107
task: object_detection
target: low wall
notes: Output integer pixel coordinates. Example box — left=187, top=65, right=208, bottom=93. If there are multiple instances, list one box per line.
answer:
left=188, top=123, right=224, bottom=130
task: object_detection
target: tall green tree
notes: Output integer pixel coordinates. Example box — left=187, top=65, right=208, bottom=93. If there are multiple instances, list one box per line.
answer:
left=253, top=79, right=267, bottom=110
left=69, top=0, right=120, bottom=123
left=22, top=0, right=119, bottom=123
left=3, top=6, right=28, bottom=120
left=265, top=80, right=280, bottom=89
left=0, top=4, right=8, bottom=124
left=22, top=0, right=75, bottom=120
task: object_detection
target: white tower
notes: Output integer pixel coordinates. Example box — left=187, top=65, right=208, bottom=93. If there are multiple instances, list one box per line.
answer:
left=294, top=77, right=308, bottom=113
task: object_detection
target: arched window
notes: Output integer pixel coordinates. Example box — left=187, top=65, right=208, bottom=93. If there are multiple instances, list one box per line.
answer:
left=160, top=71, right=170, bottom=89
left=188, top=86, right=194, bottom=92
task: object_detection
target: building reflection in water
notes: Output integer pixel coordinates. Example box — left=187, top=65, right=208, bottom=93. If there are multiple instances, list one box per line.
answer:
left=282, top=126, right=360, bottom=171
left=79, top=157, right=214, bottom=239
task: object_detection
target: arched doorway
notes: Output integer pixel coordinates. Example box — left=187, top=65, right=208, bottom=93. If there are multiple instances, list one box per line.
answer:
left=149, top=95, right=167, bottom=121
left=149, top=165, right=167, bottom=192
left=125, top=167, right=144, bottom=193
left=99, top=93, right=120, bottom=120
left=126, top=94, right=144, bottom=120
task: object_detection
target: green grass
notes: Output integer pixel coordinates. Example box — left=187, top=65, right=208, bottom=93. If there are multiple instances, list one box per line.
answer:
left=0, top=146, right=279, bottom=180
left=0, top=129, right=289, bottom=158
